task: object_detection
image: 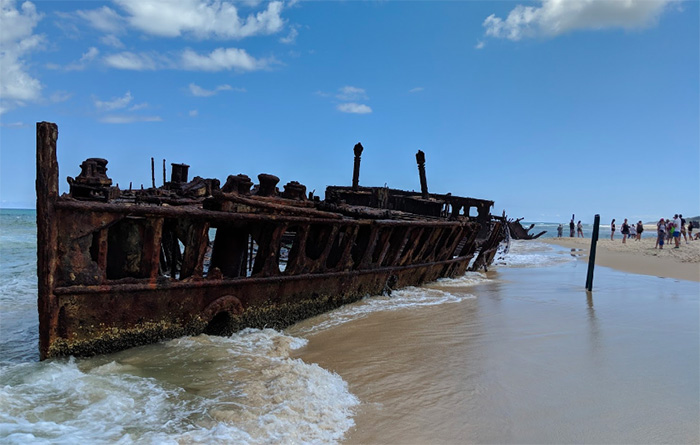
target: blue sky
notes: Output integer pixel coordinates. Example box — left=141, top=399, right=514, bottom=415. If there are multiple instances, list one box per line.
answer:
left=1, top=0, right=698, bottom=224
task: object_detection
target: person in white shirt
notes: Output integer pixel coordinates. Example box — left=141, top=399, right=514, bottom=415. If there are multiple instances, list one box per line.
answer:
left=673, top=214, right=682, bottom=248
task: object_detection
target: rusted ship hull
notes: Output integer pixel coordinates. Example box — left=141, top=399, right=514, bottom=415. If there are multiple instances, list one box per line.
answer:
left=37, top=122, right=504, bottom=359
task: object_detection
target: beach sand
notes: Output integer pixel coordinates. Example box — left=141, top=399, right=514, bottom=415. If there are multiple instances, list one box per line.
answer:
left=292, top=252, right=700, bottom=444
left=541, top=235, right=700, bottom=282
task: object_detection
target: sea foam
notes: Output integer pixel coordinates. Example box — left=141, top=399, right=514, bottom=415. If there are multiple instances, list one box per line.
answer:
left=0, top=329, right=358, bottom=444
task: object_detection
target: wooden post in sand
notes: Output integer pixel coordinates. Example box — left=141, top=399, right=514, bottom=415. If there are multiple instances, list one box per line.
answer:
left=585, top=214, right=600, bottom=291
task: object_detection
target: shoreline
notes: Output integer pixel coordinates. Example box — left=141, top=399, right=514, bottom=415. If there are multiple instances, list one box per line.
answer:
left=539, top=236, right=700, bottom=282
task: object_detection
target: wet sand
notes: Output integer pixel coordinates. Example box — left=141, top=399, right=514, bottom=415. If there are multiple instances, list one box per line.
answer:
left=541, top=237, right=700, bottom=282
left=293, top=259, right=700, bottom=444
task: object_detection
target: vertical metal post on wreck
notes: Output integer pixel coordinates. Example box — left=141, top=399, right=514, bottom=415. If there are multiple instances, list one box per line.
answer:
left=585, top=214, right=600, bottom=291
left=416, top=150, right=429, bottom=199
left=36, top=122, right=59, bottom=360
left=352, top=142, right=363, bottom=191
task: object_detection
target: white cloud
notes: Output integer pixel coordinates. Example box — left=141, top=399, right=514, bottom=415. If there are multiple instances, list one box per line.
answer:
left=181, top=47, right=269, bottom=71
left=113, top=0, right=285, bottom=39
left=129, top=102, right=148, bottom=111
left=189, top=109, right=198, bottom=117
left=50, top=91, right=72, bottom=103
left=336, top=86, right=367, bottom=101
left=280, top=26, right=298, bottom=44
left=0, top=0, right=44, bottom=110
left=189, top=83, right=244, bottom=97
left=0, top=121, right=27, bottom=127
left=103, top=51, right=159, bottom=70
left=337, top=103, right=372, bottom=114
left=103, top=48, right=269, bottom=72
left=475, top=41, right=485, bottom=50
left=93, top=91, right=133, bottom=111
left=76, top=5, right=124, bottom=33
left=484, top=0, right=678, bottom=41
left=99, top=115, right=163, bottom=124
left=65, top=47, right=99, bottom=71
left=408, top=87, right=424, bottom=93
left=100, top=34, right=125, bottom=48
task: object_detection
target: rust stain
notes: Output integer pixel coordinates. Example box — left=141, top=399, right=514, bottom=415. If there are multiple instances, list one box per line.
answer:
left=36, top=122, right=507, bottom=359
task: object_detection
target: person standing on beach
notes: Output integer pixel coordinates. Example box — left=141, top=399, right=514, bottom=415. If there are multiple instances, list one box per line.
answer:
left=576, top=221, right=584, bottom=238
left=680, top=215, right=688, bottom=244
left=666, top=219, right=673, bottom=243
left=569, top=218, right=575, bottom=237
left=610, top=219, right=616, bottom=240
left=636, top=221, right=644, bottom=241
left=629, top=221, right=636, bottom=240
left=688, top=221, right=694, bottom=241
left=673, top=214, right=681, bottom=248
left=656, top=218, right=666, bottom=249
left=621, top=219, right=630, bottom=243
left=557, top=224, right=563, bottom=238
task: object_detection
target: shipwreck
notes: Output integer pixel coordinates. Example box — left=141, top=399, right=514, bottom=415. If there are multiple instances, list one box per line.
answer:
left=36, top=122, right=505, bottom=360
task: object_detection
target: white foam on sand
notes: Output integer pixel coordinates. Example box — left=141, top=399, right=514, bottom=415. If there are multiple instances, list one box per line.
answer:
left=289, top=274, right=491, bottom=336
left=493, top=240, right=577, bottom=268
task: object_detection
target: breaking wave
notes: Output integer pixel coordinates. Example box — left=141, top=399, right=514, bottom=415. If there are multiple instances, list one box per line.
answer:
left=0, top=329, right=358, bottom=444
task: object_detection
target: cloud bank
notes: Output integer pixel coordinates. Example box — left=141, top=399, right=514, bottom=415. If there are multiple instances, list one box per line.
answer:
left=111, top=0, right=285, bottom=39
left=0, top=0, right=43, bottom=113
left=484, top=0, right=677, bottom=41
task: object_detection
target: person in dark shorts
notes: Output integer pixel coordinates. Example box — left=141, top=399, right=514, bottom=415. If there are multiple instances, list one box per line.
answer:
left=621, top=219, right=630, bottom=243
left=680, top=214, right=688, bottom=244
left=569, top=219, right=575, bottom=237
left=636, top=221, right=644, bottom=240
left=610, top=219, right=616, bottom=240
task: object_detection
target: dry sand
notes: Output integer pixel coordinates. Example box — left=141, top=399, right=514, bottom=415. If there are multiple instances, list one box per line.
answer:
left=541, top=235, right=700, bottom=282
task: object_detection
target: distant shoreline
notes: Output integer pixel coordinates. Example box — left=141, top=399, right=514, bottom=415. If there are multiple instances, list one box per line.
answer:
left=540, top=237, right=700, bottom=282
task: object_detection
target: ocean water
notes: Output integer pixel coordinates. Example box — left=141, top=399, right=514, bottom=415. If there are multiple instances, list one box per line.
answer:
left=1, top=210, right=698, bottom=444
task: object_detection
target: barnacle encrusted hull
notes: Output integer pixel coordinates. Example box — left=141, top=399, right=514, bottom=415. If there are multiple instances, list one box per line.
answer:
left=36, top=122, right=504, bottom=359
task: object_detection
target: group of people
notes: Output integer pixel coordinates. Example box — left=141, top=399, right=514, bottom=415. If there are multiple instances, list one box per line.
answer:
left=610, top=218, right=645, bottom=243
left=555, top=215, right=697, bottom=248
left=653, top=214, right=695, bottom=249
left=556, top=217, right=584, bottom=238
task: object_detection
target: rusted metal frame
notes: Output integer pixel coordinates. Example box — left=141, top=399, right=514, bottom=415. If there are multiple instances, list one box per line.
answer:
left=436, top=226, right=462, bottom=262
left=283, top=224, right=310, bottom=275
left=332, top=224, right=360, bottom=271
left=379, top=225, right=409, bottom=268
left=459, top=223, right=481, bottom=257
left=251, top=222, right=289, bottom=277
left=36, top=122, right=60, bottom=360
left=423, top=227, right=452, bottom=263
left=142, top=217, right=163, bottom=281
left=53, top=253, right=473, bottom=296
left=209, top=222, right=249, bottom=278
left=180, top=220, right=210, bottom=279
left=409, top=227, right=442, bottom=264
left=397, top=227, right=425, bottom=266
left=434, top=224, right=470, bottom=262
left=310, top=223, right=340, bottom=274
left=94, top=228, right=109, bottom=279
left=419, top=226, right=447, bottom=263
left=441, top=225, right=472, bottom=260
left=55, top=200, right=466, bottom=228
left=469, top=221, right=503, bottom=271
left=386, top=225, right=413, bottom=266
left=358, top=223, right=382, bottom=269
left=212, top=193, right=338, bottom=218
left=374, top=227, right=396, bottom=267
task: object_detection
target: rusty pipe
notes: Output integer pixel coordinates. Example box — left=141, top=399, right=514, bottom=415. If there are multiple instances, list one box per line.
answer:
left=352, top=142, right=363, bottom=191
left=416, top=150, right=428, bottom=198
